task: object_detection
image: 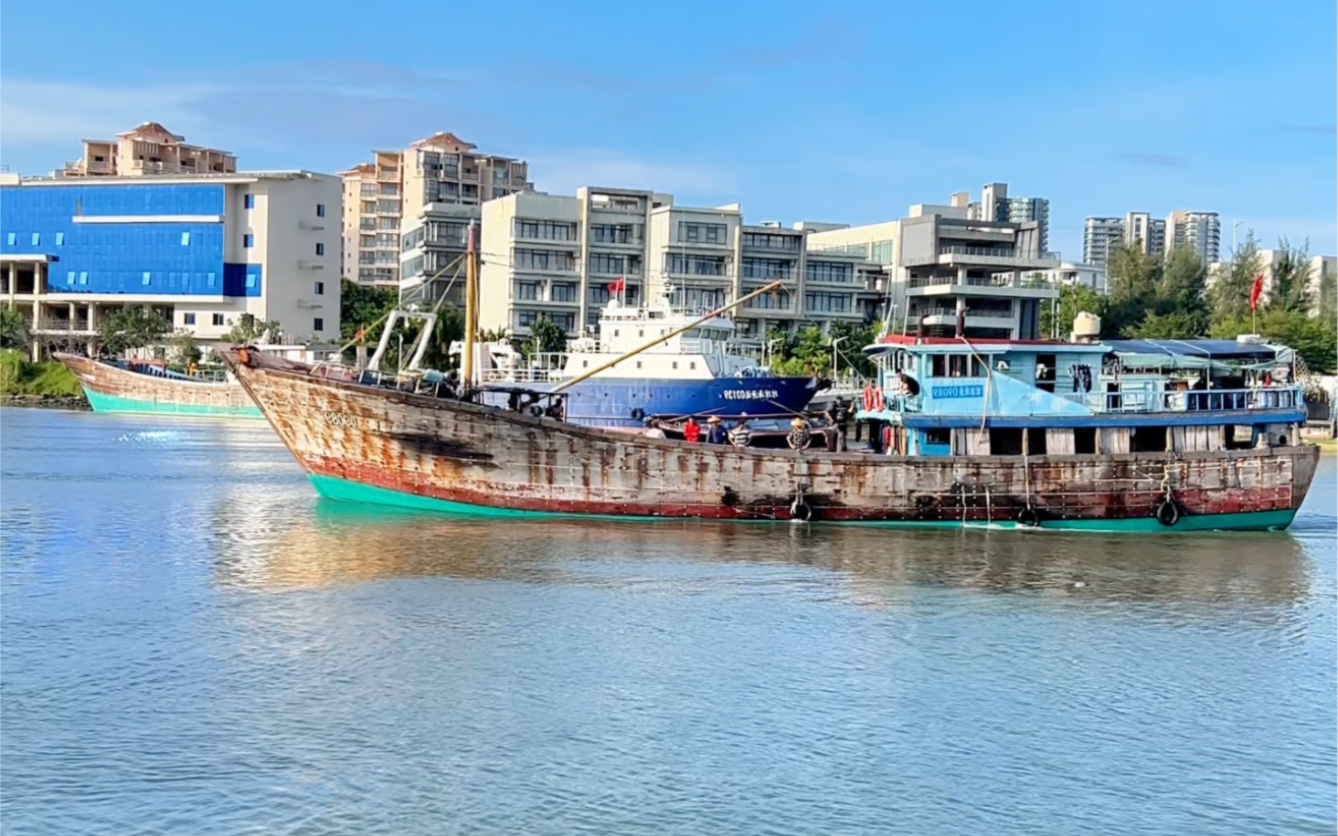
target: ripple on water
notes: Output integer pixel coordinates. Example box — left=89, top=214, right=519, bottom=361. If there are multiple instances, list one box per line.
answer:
left=1, top=410, right=1335, bottom=835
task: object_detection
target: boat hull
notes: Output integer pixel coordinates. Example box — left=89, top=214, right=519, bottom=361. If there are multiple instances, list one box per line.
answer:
left=482, top=376, right=819, bottom=428
left=226, top=352, right=1320, bottom=532
left=55, top=353, right=263, bottom=419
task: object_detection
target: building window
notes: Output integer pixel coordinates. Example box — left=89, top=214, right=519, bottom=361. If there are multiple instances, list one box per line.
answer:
left=315, top=243, right=325, bottom=256
left=678, top=222, right=727, bottom=244
left=314, top=318, right=324, bottom=331
left=30, top=233, right=40, bottom=246
left=244, top=194, right=255, bottom=209
left=516, top=282, right=539, bottom=301
left=314, top=281, right=325, bottom=295
left=181, top=232, right=191, bottom=246
left=184, top=313, right=196, bottom=325
left=55, top=232, right=66, bottom=246
left=551, top=283, right=578, bottom=303
left=514, top=249, right=576, bottom=272
left=213, top=313, right=225, bottom=326
left=243, top=234, right=254, bottom=248
left=316, top=203, right=326, bottom=218
left=514, top=219, right=577, bottom=241
left=142, top=272, right=151, bottom=285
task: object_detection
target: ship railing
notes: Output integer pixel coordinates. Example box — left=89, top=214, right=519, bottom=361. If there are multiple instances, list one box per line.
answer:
left=1063, top=385, right=1302, bottom=413
left=482, top=367, right=561, bottom=384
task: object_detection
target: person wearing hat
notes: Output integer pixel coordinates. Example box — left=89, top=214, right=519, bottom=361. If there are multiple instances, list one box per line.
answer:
left=706, top=415, right=729, bottom=445
left=786, top=416, right=812, bottom=450
left=644, top=417, right=667, bottom=439
left=728, top=413, right=752, bottom=448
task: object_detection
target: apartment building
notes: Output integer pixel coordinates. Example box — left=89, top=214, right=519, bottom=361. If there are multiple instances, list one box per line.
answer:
left=1082, top=212, right=1167, bottom=267
left=342, top=133, right=531, bottom=287
left=1166, top=210, right=1221, bottom=264
left=478, top=188, right=878, bottom=340
left=970, top=183, right=1052, bottom=254
left=57, top=122, right=237, bottom=179
left=0, top=171, right=340, bottom=359
left=479, top=188, right=669, bottom=336
left=1040, top=261, right=1108, bottom=294
left=808, top=192, right=1059, bottom=340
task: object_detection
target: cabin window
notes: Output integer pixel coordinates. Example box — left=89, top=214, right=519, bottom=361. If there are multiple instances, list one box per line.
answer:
left=930, top=355, right=947, bottom=377
left=990, top=428, right=1024, bottom=456
left=636, top=361, right=642, bottom=369
left=1129, top=426, right=1169, bottom=453
left=948, top=355, right=968, bottom=377
left=690, top=362, right=696, bottom=370
left=582, top=360, right=589, bottom=368
left=1074, top=427, right=1097, bottom=454
left=672, top=361, right=678, bottom=370
left=613, top=329, right=619, bottom=337
left=925, top=429, right=951, bottom=446
left=1025, top=428, right=1047, bottom=455
left=1225, top=425, right=1255, bottom=450
left=1036, top=353, right=1057, bottom=393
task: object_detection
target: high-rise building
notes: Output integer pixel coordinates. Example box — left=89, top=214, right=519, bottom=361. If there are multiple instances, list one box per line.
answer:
left=342, top=133, right=531, bottom=288
left=1083, top=212, right=1167, bottom=266
left=1166, top=210, right=1221, bottom=264
left=57, top=122, right=237, bottom=179
left=1, top=170, right=341, bottom=359
left=969, top=183, right=1051, bottom=254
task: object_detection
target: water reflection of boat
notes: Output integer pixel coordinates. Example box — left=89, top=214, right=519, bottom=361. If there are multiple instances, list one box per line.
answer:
left=212, top=500, right=1311, bottom=611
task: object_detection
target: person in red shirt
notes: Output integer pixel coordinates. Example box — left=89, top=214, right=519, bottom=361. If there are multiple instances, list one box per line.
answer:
left=684, top=416, right=702, bottom=443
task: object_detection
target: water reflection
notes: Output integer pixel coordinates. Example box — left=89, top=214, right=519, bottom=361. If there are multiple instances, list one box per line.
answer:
left=213, top=497, right=1312, bottom=612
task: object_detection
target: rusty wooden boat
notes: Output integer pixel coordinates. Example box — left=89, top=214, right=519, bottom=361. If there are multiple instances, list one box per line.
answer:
left=55, top=352, right=261, bottom=418
left=220, top=344, right=1318, bottom=532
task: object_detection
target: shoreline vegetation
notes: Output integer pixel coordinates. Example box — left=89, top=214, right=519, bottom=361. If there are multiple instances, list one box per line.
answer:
left=0, top=350, right=90, bottom=411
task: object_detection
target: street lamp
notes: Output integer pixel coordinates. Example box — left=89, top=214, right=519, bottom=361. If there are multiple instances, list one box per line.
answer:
left=1232, top=220, right=1244, bottom=256
left=831, top=336, right=847, bottom=380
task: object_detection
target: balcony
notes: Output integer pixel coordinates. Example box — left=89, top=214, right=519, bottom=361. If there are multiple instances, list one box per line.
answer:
left=34, top=317, right=94, bottom=334
left=907, top=273, right=1058, bottom=300
left=903, top=245, right=1060, bottom=270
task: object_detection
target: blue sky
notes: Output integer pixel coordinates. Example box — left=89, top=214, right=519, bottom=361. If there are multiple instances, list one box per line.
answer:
left=2, top=0, right=1334, bottom=260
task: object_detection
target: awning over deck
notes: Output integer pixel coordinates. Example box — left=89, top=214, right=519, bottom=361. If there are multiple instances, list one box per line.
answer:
left=1104, top=339, right=1285, bottom=372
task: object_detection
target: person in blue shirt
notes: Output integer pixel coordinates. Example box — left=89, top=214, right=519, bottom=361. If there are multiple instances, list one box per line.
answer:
left=706, top=415, right=729, bottom=444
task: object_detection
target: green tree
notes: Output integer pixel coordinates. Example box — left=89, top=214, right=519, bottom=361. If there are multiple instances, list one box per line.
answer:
left=168, top=329, right=202, bottom=368
left=526, top=316, right=567, bottom=357
left=223, top=313, right=280, bottom=344
left=1267, top=237, right=1314, bottom=314
left=1040, top=283, right=1107, bottom=340
left=1106, top=242, right=1163, bottom=335
left=1127, top=310, right=1205, bottom=339
left=1319, top=264, right=1337, bottom=323
left=0, top=306, right=30, bottom=350
left=1208, top=230, right=1263, bottom=322
left=339, top=279, right=397, bottom=345
left=98, top=306, right=169, bottom=356
left=1209, top=309, right=1337, bottom=375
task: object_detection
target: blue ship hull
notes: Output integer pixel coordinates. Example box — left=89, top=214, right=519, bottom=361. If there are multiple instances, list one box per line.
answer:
left=484, top=376, right=820, bottom=428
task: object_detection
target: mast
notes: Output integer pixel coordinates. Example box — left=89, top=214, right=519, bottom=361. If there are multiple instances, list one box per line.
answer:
left=552, top=281, right=783, bottom=395
left=463, top=220, right=478, bottom=391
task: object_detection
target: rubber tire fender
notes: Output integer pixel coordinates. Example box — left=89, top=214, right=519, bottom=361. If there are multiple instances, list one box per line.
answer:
left=1155, top=499, right=1181, bottom=527
left=1017, top=507, right=1041, bottom=527
left=790, top=499, right=813, bottom=522
left=630, top=407, right=646, bottom=421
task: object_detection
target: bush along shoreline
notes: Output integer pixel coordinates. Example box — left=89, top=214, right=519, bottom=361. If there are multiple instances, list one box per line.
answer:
left=0, top=351, right=91, bottom=411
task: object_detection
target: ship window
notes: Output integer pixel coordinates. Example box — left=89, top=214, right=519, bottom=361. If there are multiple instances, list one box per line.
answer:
left=639, top=330, right=644, bottom=337
left=1025, top=428, right=1047, bottom=455
left=930, top=355, right=947, bottom=377
left=949, top=355, right=968, bottom=377
left=1074, top=427, right=1097, bottom=454
left=690, top=362, right=696, bottom=370
left=614, top=329, right=619, bottom=337
left=636, top=361, right=642, bottom=369
left=989, top=428, right=1024, bottom=456
left=582, top=360, right=588, bottom=368
left=925, top=429, right=951, bottom=446
left=970, top=356, right=986, bottom=377
left=673, top=361, right=678, bottom=370
left=1129, top=426, right=1169, bottom=453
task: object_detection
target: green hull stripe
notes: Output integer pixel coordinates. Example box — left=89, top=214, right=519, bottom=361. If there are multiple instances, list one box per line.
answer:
left=308, top=475, right=1297, bottom=533
left=84, top=388, right=263, bottom=419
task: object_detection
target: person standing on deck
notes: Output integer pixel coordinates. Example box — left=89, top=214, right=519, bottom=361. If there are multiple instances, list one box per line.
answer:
left=728, top=414, right=752, bottom=448
left=644, top=418, right=667, bottom=439
left=684, top=416, right=702, bottom=443
left=707, top=416, right=729, bottom=444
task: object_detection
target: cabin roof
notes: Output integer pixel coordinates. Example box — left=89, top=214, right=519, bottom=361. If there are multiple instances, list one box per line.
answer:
left=1103, top=339, right=1278, bottom=363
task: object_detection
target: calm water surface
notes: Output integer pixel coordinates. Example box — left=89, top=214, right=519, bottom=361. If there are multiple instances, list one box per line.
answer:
left=2, top=408, right=1334, bottom=835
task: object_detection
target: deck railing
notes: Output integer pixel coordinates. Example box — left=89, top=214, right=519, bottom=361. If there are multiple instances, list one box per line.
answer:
left=1062, top=386, right=1302, bottom=414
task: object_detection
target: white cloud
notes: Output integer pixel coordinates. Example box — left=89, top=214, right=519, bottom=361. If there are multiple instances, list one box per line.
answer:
left=528, top=151, right=735, bottom=199
left=0, top=78, right=220, bottom=146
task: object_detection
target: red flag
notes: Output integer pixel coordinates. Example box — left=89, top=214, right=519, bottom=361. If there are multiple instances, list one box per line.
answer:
left=607, top=277, right=626, bottom=293
left=1249, top=275, right=1264, bottom=311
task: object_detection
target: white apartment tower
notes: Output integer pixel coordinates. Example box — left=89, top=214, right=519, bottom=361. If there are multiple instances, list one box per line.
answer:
left=1083, top=210, right=1217, bottom=267
left=1166, top=211, right=1221, bottom=264
left=342, top=133, right=531, bottom=287
left=970, top=183, right=1051, bottom=254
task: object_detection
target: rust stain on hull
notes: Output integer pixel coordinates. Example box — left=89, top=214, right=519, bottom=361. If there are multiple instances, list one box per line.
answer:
left=226, top=352, right=1321, bottom=525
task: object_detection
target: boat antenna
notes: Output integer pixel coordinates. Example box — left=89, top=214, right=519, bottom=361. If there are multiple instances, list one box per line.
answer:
left=552, top=281, right=784, bottom=395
